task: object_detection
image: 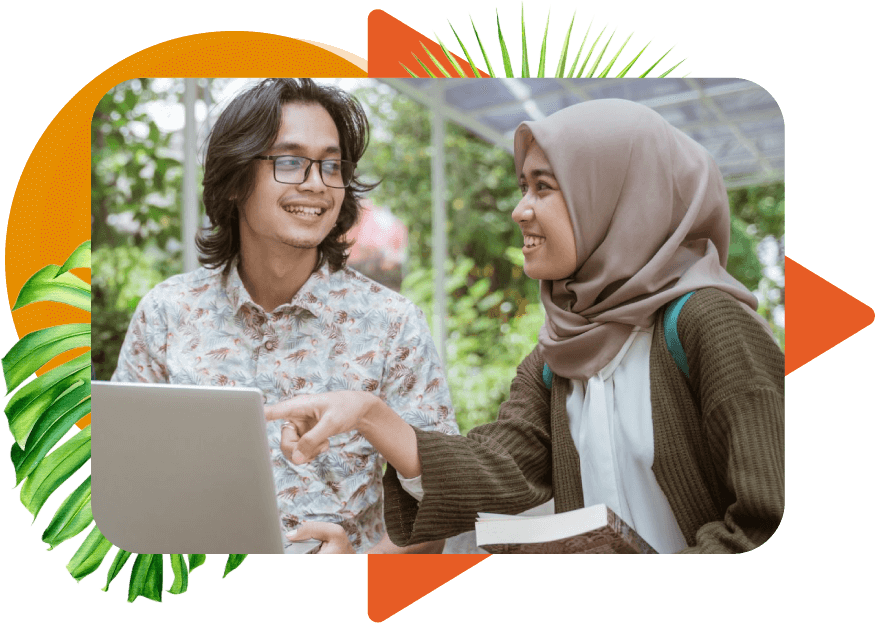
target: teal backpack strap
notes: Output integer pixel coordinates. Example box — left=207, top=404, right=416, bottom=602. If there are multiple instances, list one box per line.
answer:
left=664, top=291, right=696, bottom=380
left=542, top=364, right=554, bottom=390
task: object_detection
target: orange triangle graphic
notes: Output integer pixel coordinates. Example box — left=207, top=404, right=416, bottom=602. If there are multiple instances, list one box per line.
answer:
left=785, top=256, right=873, bottom=374
left=367, top=554, right=489, bottom=621
left=368, top=10, right=490, bottom=77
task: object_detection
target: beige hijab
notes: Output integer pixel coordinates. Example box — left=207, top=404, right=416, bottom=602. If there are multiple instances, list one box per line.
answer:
left=514, top=98, right=761, bottom=382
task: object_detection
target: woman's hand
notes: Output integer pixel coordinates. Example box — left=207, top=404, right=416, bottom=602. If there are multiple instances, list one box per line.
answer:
left=288, top=521, right=356, bottom=554
left=265, top=391, right=377, bottom=464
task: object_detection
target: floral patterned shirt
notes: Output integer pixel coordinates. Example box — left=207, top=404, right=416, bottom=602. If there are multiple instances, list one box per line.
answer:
left=111, top=260, right=459, bottom=552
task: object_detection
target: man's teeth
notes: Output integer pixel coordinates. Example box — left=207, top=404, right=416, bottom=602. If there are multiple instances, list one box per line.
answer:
left=284, top=206, right=325, bottom=216
left=524, top=235, right=545, bottom=248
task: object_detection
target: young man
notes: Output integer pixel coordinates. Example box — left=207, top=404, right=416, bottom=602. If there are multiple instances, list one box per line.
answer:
left=111, top=79, right=458, bottom=553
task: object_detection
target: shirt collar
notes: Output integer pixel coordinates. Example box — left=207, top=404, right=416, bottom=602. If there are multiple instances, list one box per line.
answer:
left=223, top=258, right=333, bottom=319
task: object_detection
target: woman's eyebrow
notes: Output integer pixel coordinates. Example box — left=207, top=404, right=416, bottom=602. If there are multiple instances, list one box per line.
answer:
left=525, top=168, right=557, bottom=179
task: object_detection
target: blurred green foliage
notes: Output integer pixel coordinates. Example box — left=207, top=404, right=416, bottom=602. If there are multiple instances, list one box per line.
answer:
left=91, top=246, right=178, bottom=379
left=92, top=78, right=185, bottom=253
left=726, top=183, right=785, bottom=349
left=93, top=80, right=785, bottom=433
left=92, top=79, right=183, bottom=379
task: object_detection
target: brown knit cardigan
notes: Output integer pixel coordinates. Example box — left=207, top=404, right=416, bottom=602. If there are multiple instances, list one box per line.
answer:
left=382, top=288, right=785, bottom=553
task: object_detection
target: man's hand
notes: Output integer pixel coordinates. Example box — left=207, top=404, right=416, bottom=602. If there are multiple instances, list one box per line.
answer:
left=265, top=391, right=377, bottom=464
left=288, top=521, right=356, bottom=554
left=265, top=391, right=423, bottom=479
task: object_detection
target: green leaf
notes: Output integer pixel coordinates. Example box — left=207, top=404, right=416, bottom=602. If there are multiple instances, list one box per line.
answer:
left=520, top=4, right=529, bottom=78
left=411, top=52, right=437, bottom=78
left=399, top=62, right=419, bottom=78
left=20, top=424, right=91, bottom=518
left=586, top=30, right=615, bottom=77
left=575, top=26, right=606, bottom=78
left=123, top=89, right=137, bottom=111
left=597, top=33, right=633, bottom=78
left=496, top=10, right=513, bottom=77
left=128, top=554, right=163, bottom=602
left=470, top=16, right=496, bottom=77
left=567, top=20, right=592, bottom=78
left=537, top=10, right=550, bottom=78
left=3, top=323, right=90, bottom=393
left=477, top=291, right=504, bottom=312
left=504, top=247, right=525, bottom=267
left=449, top=21, right=482, bottom=77
left=11, top=381, right=90, bottom=485
left=555, top=12, right=576, bottom=77
left=12, top=264, right=91, bottom=313
left=58, top=241, right=92, bottom=274
left=658, top=58, right=685, bottom=77
left=67, top=525, right=113, bottom=581
left=435, top=35, right=468, bottom=77
left=616, top=41, right=650, bottom=77
left=188, top=554, right=206, bottom=571
left=467, top=278, right=490, bottom=300
left=639, top=46, right=674, bottom=77
left=6, top=351, right=91, bottom=447
left=169, top=554, right=189, bottom=594
left=223, top=554, right=247, bottom=578
left=420, top=42, right=452, bottom=78
left=103, top=548, right=133, bottom=591
left=42, top=476, right=93, bottom=549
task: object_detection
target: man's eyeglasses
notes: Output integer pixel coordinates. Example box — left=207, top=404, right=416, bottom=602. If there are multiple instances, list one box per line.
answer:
left=254, top=155, right=356, bottom=188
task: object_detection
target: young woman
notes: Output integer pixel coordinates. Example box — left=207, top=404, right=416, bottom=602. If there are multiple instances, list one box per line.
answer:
left=269, top=99, right=784, bottom=554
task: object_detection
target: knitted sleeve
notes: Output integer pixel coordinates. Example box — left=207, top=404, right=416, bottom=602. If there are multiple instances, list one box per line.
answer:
left=382, top=347, right=554, bottom=546
left=677, top=289, right=785, bottom=553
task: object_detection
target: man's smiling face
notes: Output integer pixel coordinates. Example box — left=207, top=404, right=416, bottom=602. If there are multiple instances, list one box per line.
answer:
left=239, top=102, right=346, bottom=259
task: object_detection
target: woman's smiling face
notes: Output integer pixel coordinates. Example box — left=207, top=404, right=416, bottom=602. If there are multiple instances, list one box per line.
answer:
left=511, top=142, right=578, bottom=281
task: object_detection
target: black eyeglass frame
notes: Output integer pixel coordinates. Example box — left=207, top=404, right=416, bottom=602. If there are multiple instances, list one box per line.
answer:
left=254, top=155, right=357, bottom=188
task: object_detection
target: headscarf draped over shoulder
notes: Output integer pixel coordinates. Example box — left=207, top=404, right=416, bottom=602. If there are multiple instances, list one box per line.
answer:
left=514, top=99, right=761, bottom=382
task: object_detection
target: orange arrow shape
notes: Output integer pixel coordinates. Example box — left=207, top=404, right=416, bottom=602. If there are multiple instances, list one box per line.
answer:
left=368, top=9, right=489, bottom=78
left=785, top=256, right=873, bottom=374
left=368, top=553, right=489, bottom=621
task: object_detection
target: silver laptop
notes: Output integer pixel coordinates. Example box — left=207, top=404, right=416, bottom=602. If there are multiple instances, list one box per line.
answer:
left=92, top=381, right=317, bottom=554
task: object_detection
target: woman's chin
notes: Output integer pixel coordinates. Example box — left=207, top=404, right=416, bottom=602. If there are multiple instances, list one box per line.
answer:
left=524, top=263, right=572, bottom=282
left=524, top=265, right=551, bottom=281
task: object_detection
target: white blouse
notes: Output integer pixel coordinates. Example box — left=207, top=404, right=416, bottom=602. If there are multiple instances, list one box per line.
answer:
left=400, top=326, right=689, bottom=553
left=566, top=326, right=687, bottom=553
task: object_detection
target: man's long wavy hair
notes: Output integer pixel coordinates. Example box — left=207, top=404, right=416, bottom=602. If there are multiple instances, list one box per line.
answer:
left=197, top=78, right=376, bottom=273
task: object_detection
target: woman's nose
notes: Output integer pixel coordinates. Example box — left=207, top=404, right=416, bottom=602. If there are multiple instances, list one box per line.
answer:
left=512, top=198, right=535, bottom=224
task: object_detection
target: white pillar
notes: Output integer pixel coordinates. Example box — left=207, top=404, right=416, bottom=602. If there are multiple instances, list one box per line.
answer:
left=182, top=78, right=199, bottom=272
left=430, top=111, right=447, bottom=366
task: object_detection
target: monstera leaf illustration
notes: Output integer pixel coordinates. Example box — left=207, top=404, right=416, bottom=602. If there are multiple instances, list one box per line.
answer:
left=3, top=240, right=247, bottom=602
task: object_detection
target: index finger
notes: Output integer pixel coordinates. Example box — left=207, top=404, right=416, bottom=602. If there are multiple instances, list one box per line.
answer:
left=264, top=394, right=318, bottom=421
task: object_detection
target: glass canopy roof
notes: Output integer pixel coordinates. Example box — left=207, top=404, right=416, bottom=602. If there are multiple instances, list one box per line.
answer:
left=379, top=78, right=783, bottom=189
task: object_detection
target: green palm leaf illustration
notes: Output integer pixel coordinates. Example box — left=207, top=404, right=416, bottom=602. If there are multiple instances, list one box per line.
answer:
left=3, top=239, right=247, bottom=601
left=402, top=6, right=681, bottom=79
